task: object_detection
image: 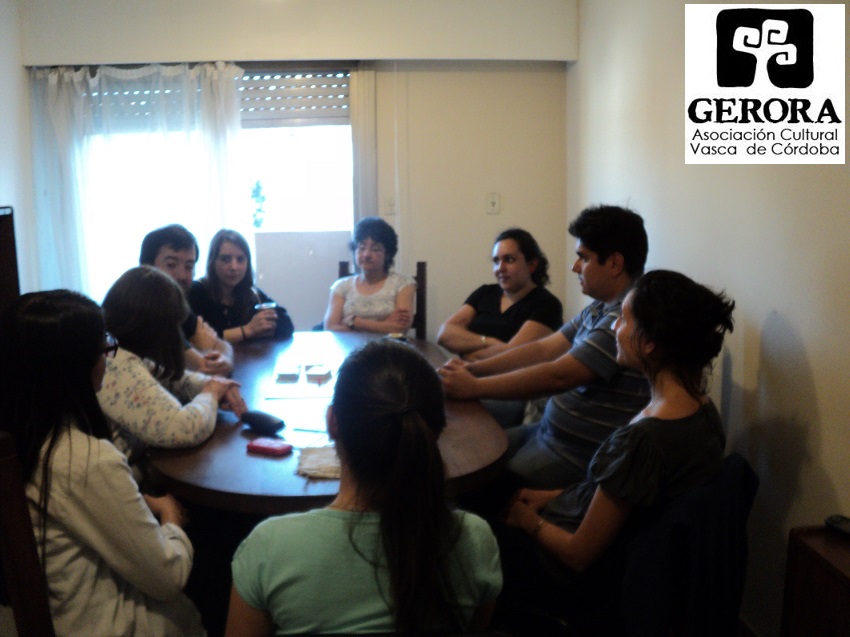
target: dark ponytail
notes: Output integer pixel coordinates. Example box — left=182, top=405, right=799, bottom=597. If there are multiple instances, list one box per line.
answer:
left=332, top=340, right=463, bottom=633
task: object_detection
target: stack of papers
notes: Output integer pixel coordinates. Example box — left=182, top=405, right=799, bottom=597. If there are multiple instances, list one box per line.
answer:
left=305, top=365, right=332, bottom=383
left=275, top=363, right=301, bottom=383
left=296, top=445, right=341, bottom=479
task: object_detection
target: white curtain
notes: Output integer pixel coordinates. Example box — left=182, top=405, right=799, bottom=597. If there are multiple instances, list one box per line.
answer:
left=28, top=62, right=245, bottom=301
left=349, top=62, right=377, bottom=222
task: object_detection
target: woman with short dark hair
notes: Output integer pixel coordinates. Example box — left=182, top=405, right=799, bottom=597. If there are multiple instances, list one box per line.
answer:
left=0, top=290, right=204, bottom=636
left=323, top=216, right=416, bottom=334
left=225, top=340, right=502, bottom=635
left=99, top=266, right=246, bottom=465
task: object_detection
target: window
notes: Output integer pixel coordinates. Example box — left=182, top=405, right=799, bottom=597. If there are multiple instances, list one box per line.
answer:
left=80, top=129, right=220, bottom=300
left=54, top=63, right=361, bottom=301
left=237, top=67, right=354, bottom=233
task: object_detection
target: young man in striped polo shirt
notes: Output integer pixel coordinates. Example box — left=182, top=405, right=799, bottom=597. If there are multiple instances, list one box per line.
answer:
left=440, top=205, right=650, bottom=489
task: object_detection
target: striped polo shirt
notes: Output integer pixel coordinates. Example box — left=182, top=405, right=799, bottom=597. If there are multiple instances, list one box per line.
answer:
left=537, top=297, right=650, bottom=479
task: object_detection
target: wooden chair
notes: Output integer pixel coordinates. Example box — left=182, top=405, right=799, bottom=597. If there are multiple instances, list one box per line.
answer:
left=0, top=431, right=56, bottom=637
left=337, top=261, right=428, bottom=340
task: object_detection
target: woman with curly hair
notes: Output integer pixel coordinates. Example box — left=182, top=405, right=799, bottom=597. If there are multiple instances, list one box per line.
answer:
left=323, top=216, right=416, bottom=334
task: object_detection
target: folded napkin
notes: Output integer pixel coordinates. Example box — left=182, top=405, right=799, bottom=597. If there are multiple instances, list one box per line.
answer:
left=297, top=445, right=341, bottom=479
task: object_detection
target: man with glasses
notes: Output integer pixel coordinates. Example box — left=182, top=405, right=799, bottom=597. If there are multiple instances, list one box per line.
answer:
left=140, top=224, right=234, bottom=376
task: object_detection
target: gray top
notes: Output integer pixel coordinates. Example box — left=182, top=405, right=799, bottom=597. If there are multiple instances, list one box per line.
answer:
left=536, top=298, right=650, bottom=478
left=543, top=400, right=727, bottom=531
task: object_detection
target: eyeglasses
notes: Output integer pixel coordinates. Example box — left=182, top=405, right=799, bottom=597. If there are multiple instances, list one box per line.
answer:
left=356, top=242, right=385, bottom=255
left=103, top=332, right=119, bottom=359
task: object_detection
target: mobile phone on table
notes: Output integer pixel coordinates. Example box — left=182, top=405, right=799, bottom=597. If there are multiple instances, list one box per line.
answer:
left=247, top=438, right=293, bottom=457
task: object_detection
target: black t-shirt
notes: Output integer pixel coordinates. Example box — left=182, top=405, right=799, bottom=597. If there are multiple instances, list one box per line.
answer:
left=188, top=280, right=294, bottom=340
left=181, top=310, right=198, bottom=340
left=464, top=284, right=563, bottom=342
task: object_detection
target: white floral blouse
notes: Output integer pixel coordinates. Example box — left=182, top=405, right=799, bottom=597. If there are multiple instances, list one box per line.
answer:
left=330, top=272, right=415, bottom=324
left=96, top=348, right=218, bottom=464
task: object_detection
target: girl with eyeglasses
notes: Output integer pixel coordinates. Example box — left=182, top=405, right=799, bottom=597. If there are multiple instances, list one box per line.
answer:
left=0, top=290, right=204, bottom=636
left=225, top=340, right=502, bottom=635
left=323, top=216, right=416, bottom=334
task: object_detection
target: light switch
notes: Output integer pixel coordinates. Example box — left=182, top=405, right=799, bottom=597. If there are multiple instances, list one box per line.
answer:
left=486, top=192, right=501, bottom=215
left=385, top=194, right=397, bottom=215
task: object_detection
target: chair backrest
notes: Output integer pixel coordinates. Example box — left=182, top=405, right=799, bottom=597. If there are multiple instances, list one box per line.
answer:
left=412, top=261, right=427, bottom=340
left=498, top=453, right=759, bottom=637
left=337, top=261, right=428, bottom=340
left=617, top=452, right=759, bottom=637
left=0, top=431, right=56, bottom=637
left=338, top=260, right=351, bottom=279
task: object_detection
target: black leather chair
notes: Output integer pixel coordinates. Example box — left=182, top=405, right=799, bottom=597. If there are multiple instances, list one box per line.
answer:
left=0, top=430, right=56, bottom=637
left=498, top=453, right=759, bottom=637
left=613, top=452, right=759, bottom=637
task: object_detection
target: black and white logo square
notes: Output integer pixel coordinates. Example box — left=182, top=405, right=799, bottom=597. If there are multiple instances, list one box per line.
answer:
left=716, top=8, right=813, bottom=88
left=685, top=4, right=844, bottom=165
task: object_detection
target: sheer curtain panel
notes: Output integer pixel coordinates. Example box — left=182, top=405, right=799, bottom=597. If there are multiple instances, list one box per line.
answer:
left=349, top=63, right=377, bottom=222
left=28, top=62, right=244, bottom=299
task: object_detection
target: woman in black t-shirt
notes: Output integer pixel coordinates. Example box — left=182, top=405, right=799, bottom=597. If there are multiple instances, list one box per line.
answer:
left=437, top=228, right=563, bottom=361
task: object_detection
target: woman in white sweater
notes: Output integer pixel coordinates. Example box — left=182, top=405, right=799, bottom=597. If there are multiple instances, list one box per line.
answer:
left=97, top=266, right=246, bottom=465
left=0, top=289, right=205, bottom=636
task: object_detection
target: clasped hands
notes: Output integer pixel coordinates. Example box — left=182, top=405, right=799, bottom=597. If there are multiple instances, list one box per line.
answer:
left=437, top=357, right=480, bottom=399
left=386, top=308, right=413, bottom=331
left=192, top=317, right=233, bottom=376
left=197, top=351, right=231, bottom=376
left=192, top=317, right=220, bottom=351
left=202, top=376, right=248, bottom=417
left=504, top=488, right=563, bottom=533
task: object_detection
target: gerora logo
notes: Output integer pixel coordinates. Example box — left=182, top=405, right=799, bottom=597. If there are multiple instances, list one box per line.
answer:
left=716, top=8, right=813, bottom=88
left=686, top=4, right=844, bottom=164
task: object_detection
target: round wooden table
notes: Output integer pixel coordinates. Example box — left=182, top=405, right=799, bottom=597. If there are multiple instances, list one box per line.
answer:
left=146, top=332, right=508, bottom=515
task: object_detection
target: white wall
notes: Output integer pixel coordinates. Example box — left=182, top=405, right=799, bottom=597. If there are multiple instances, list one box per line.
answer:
left=375, top=61, right=568, bottom=339
left=568, top=1, right=850, bottom=635
left=0, top=0, right=33, bottom=292
left=20, top=0, right=577, bottom=65
left=255, top=231, right=351, bottom=331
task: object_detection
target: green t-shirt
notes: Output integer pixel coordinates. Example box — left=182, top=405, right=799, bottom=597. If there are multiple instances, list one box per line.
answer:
left=232, top=508, right=502, bottom=635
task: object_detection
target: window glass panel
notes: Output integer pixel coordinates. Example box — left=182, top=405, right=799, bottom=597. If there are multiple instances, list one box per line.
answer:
left=80, top=131, right=214, bottom=302
left=237, top=126, right=354, bottom=233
